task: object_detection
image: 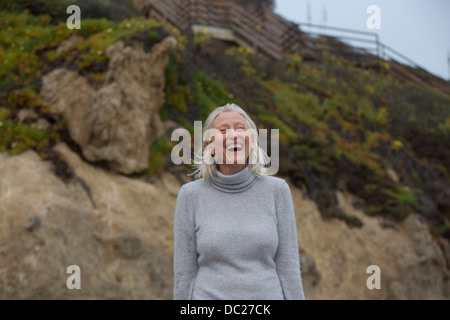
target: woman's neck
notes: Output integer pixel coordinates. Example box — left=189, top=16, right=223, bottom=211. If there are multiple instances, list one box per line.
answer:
left=217, top=163, right=247, bottom=175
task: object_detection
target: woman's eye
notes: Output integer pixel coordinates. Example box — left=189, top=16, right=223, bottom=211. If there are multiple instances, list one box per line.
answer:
left=236, top=127, right=245, bottom=131
left=220, top=129, right=227, bottom=133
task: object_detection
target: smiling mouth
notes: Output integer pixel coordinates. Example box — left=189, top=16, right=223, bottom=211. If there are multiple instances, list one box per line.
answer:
left=226, top=143, right=243, bottom=152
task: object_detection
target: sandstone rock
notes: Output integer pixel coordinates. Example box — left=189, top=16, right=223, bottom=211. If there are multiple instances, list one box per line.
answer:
left=33, top=118, right=51, bottom=131
left=111, top=235, right=144, bottom=260
left=294, top=188, right=450, bottom=299
left=386, top=168, right=400, bottom=184
left=40, top=68, right=95, bottom=147
left=1, top=145, right=450, bottom=299
left=55, top=35, right=83, bottom=55
left=40, top=36, right=177, bottom=175
left=0, top=143, right=177, bottom=299
left=25, top=215, right=42, bottom=231
left=300, top=253, right=321, bottom=288
left=17, top=109, right=38, bottom=123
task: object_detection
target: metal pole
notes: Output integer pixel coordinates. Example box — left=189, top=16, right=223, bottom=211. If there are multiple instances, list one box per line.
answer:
left=375, top=33, right=380, bottom=73
left=447, top=49, right=450, bottom=82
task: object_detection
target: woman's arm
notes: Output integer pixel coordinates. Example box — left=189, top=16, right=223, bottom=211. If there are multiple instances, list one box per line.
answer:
left=274, top=181, right=306, bottom=300
left=173, top=186, right=198, bottom=300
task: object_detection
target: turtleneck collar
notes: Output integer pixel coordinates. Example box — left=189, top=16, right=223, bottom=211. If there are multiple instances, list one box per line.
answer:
left=206, top=166, right=258, bottom=193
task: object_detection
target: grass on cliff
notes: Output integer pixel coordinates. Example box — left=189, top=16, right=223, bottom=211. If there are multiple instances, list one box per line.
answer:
left=0, top=11, right=185, bottom=172
left=162, top=33, right=450, bottom=234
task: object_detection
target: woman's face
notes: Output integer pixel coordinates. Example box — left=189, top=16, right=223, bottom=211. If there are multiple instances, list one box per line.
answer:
left=210, top=111, right=251, bottom=165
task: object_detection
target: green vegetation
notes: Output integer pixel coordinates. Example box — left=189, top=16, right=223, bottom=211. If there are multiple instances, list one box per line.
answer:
left=0, top=10, right=184, bottom=176
left=147, top=135, right=175, bottom=176
left=0, top=118, right=58, bottom=155
left=162, top=54, right=190, bottom=116
left=160, top=34, right=449, bottom=230
left=72, top=0, right=142, bottom=22
left=192, top=72, right=234, bottom=119
left=0, top=0, right=69, bottom=23
left=383, top=187, right=420, bottom=212
left=0, top=106, right=60, bottom=155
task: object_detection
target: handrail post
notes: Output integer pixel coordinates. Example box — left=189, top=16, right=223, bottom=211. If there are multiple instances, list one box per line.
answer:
left=375, top=33, right=380, bottom=73
left=189, top=0, right=195, bottom=26
left=184, top=0, right=190, bottom=30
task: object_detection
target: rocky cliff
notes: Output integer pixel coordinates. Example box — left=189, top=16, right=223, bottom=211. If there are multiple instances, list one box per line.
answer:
left=1, top=9, right=450, bottom=300
left=1, top=143, right=449, bottom=299
left=40, top=35, right=177, bottom=175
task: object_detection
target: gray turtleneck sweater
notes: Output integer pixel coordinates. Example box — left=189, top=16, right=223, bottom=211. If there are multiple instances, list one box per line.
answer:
left=173, top=167, right=305, bottom=300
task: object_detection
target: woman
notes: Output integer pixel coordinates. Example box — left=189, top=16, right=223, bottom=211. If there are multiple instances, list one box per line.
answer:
left=173, top=103, right=305, bottom=300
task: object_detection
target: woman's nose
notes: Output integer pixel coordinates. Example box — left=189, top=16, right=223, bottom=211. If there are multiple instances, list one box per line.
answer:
left=226, top=129, right=239, bottom=139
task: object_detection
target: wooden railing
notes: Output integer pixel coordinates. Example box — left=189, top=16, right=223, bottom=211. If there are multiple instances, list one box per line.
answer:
left=229, top=3, right=283, bottom=59
left=135, top=0, right=291, bottom=60
left=294, top=22, right=450, bottom=94
left=134, top=0, right=450, bottom=93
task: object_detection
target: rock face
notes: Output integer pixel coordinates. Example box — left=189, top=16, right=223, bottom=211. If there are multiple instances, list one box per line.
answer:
left=0, top=143, right=176, bottom=299
left=40, top=36, right=177, bottom=175
left=295, top=190, right=450, bottom=300
left=0, top=144, right=449, bottom=299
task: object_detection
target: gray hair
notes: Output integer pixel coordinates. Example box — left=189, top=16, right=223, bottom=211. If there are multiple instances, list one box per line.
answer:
left=189, top=103, right=270, bottom=181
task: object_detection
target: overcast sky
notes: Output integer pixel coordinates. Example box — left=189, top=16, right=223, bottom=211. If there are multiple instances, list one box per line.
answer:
left=275, top=0, right=450, bottom=80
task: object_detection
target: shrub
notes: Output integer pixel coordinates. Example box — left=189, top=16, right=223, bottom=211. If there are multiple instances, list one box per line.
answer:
left=192, top=72, right=232, bottom=119
left=0, top=0, right=69, bottom=23
left=0, top=119, right=60, bottom=155
left=71, top=0, right=141, bottom=22
left=147, top=135, right=174, bottom=176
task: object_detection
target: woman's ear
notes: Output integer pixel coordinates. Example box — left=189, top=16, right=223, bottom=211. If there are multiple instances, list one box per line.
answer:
left=206, top=142, right=214, bottom=155
left=248, top=137, right=258, bottom=164
left=249, top=135, right=256, bottom=151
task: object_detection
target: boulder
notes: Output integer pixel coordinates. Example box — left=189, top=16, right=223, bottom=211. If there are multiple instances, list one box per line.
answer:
left=0, top=143, right=178, bottom=299
left=1, top=144, right=449, bottom=299
left=40, top=36, right=177, bottom=175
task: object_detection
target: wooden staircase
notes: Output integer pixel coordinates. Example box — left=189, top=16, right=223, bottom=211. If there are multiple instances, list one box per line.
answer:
left=133, top=0, right=450, bottom=93
left=133, top=0, right=307, bottom=60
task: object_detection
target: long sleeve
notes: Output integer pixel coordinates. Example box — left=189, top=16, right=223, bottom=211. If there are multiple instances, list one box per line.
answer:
left=274, top=181, right=306, bottom=300
left=173, top=186, right=198, bottom=300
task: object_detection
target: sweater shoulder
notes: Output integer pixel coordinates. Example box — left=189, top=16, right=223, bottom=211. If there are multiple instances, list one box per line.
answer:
left=258, top=174, right=289, bottom=188
left=257, top=174, right=291, bottom=198
left=179, top=178, right=208, bottom=196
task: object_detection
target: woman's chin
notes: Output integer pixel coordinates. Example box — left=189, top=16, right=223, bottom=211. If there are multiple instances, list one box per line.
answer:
left=221, top=152, right=248, bottom=165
